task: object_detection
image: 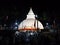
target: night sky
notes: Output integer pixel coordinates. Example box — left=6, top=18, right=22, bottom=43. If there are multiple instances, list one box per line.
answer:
left=0, top=0, right=60, bottom=25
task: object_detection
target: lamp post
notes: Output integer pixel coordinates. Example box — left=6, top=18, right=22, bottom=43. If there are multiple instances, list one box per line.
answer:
left=14, top=20, right=18, bottom=30
left=35, top=15, right=38, bottom=30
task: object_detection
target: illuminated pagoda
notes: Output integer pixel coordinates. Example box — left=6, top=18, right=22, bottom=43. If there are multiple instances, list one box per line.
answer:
left=18, top=8, right=44, bottom=32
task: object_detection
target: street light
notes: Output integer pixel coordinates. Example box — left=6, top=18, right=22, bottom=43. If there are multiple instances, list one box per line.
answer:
left=30, top=32, right=34, bottom=35
left=14, top=20, right=19, bottom=30
left=15, top=31, right=20, bottom=36
left=15, top=22, right=18, bottom=25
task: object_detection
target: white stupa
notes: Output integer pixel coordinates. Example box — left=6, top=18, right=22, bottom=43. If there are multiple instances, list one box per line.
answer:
left=18, top=8, right=44, bottom=32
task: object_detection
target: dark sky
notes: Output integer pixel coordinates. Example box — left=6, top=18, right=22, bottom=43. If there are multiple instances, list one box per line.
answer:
left=0, top=0, right=60, bottom=25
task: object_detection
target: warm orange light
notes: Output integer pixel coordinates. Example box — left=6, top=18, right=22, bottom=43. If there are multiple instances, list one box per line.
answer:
left=18, top=27, right=38, bottom=32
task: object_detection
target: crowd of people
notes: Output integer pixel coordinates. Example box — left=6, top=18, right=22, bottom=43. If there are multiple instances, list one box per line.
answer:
left=0, top=30, right=57, bottom=45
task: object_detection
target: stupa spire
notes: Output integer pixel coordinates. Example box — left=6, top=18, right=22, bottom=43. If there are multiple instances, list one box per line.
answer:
left=26, top=8, right=35, bottom=19
left=28, top=8, right=34, bottom=15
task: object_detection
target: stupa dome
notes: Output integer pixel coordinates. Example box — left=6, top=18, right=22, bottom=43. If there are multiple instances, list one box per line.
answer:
left=18, top=8, right=44, bottom=32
